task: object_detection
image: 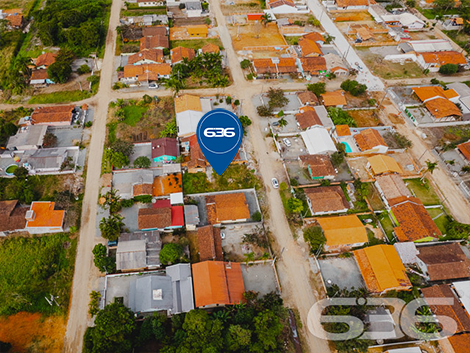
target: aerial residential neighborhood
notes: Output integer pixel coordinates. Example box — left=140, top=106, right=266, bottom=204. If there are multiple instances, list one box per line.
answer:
left=1, top=0, right=470, bottom=352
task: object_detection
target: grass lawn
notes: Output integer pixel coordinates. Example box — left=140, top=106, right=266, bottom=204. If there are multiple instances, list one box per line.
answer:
left=0, top=233, right=77, bottom=316
left=443, top=30, right=470, bottom=51
left=284, top=36, right=301, bottom=45
left=122, top=105, right=148, bottom=126
left=404, top=178, right=441, bottom=206
left=170, top=38, right=224, bottom=50
left=379, top=213, right=395, bottom=243
left=418, top=7, right=461, bottom=19
left=365, top=182, right=385, bottom=211
left=121, top=8, right=166, bottom=16
left=0, top=31, right=22, bottom=84
left=426, top=207, right=449, bottom=234
left=182, top=165, right=261, bottom=194
left=28, top=90, right=91, bottom=104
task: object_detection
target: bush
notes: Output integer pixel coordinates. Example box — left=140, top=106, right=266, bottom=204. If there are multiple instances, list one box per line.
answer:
left=121, top=198, right=135, bottom=208
left=246, top=73, right=254, bottom=80
left=307, top=82, right=326, bottom=97
left=133, top=195, right=153, bottom=203
left=340, top=79, right=366, bottom=96
left=226, top=96, right=232, bottom=104
left=88, top=291, right=101, bottom=317
left=134, top=156, right=151, bottom=168
left=267, top=88, right=288, bottom=108
left=85, top=121, right=93, bottom=127
left=234, top=100, right=240, bottom=106
left=251, top=211, right=262, bottom=222
left=257, top=105, right=273, bottom=117
left=179, top=2, right=185, bottom=8
left=327, top=107, right=357, bottom=127
left=78, top=64, right=91, bottom=75
left=439, top=63, right=458, bottom=75
left=99, top=215, right=124, bottom=241
left=159, top=243, right=184, bottom=265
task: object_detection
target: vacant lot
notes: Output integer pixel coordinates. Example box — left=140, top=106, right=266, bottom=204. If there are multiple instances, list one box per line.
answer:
left=332, top=11, right=372, bottom=22
left=348, top=109, right=381, bottom=127
left=0, top=312, right=67, bottom=353
left=0, top=233, right=77, bottom=316
left=170, top=38, right=223, bottom=50
left=107, top=97, right=175, bottom=144
left=444, top=30, right=470, bottom=51
left=229, top=22, right=286, bottom=50
left=221, top=2, right=262, bottom=15
left=366, top=183, right=385, bottom=211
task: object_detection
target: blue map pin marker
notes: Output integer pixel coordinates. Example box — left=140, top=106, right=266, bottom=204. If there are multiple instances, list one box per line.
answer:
left=196, top=108, right=243, bottom=175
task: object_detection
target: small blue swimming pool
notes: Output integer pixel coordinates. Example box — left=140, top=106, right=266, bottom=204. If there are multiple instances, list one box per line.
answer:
left=341, top=141, right=352, bottom=153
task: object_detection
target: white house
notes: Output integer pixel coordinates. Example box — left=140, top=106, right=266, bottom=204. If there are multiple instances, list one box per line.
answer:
left=300, top=127, right=337, bottom=155
left=137, top=0, right=164, bottom=6
left=185, top=1, right=203, bottom=17
left=381, top=13, right=425, bottom=29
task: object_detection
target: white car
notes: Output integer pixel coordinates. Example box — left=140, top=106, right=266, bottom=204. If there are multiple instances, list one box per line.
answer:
left=271, top=178, right=279, bottom=189
left=149, top=83, right=158, bottom=89
left=221, top=232, right=226, bottom=239
left=283, top=138, right=292, bottom=147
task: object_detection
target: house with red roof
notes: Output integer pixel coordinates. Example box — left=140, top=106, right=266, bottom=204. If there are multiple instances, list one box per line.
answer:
left=25, top=201, right=65, bottom=234
left=138, top=202, right=184, bottom=231
left=151, top=138, right=178, bottom=163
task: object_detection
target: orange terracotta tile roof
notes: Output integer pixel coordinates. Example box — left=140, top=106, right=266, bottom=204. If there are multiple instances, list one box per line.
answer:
left=171, top=46, right=196, bottom=64
left=367, top=155, right=403, bottom=175
left=140, top=35, right=169, bottom=50
left=299, top=37, right=322, bottom=57
left=412, top=86, right=459, bottom=102
left=201, top=43, right=220, bottom=53
left=30, top=69, right=49, bottom=80
left=354, top=245, right=411, bottom=293
left=7, top=13, right=23, bottom=27
left=192, top=261, right=245, bottom=307
left=458, top=140, right=470, bottom=161
left=296, top=107, right=322, bottom=129
left=0, top=200, right=27, bottom=232
left=123, top=63, right=171, bottom=81
left=197, top=225, right=223, bottom=261
left=297, top=91, right=319, bottom=106
left=142, top=26, right=167, bottom=37
left=269, top=0, right=295, bottom=8
left=305, top=186, right=350, bottom=214
left=138, top=207, right=172, bottom=229
left=152, top=173, right=183, bottom=196
left=375, top=174, right=411, bottom=201
left=425, top=97, right=462, bottom=120
left=299, top=154, right=336, bottom=177
left=448, top=333, right=470, bottom=353
left=335, top=124, right=351, bottom=136
left=128, top=49, right=164, bottom=65
left=317, top=214, right=367, bottom=247
left=356, top=27, right=373, bottom=41
left=331, top=66, right=348, bottom=73
left=421, top=285, right=470, bottom=333
left=389, top=196, right=441, bottom=241
left=301, top=57, right=327, bottom=73
left=187, top=25, right=209, bottom=35
left=420, top=51, right=466, bottom=66
left=205, top=193, right=250, bottom=224
left=174, top=94, right=202, bottom=113
left=416, top=243, right=470, bottom=281
left=443, top=88, right=459, bottom=99
left=186, top=134, right=208, bottom=169
left=354, top=128, right=387, bottom=151
left=303, top=32, right=325, bottom=43
left=31, top=105, right=74, bottom=125
left=133, top=182, right=153, bottom=196
left=252, top=58, right=297, bottom=74
left=321, top=91, right=347, bottom=106
left=35, top=52, right=56, bottom=68
left=26, top=202, right=65, bottom=229
left=337, top=0, right=369, bottom=7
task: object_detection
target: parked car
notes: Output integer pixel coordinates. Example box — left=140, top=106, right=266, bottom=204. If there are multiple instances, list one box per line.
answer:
left=221, top=232, right=226, bottom=239
left=283, top=138, right=292, bottom=147
left=271, top=178, right=279, bottom=189
left=108, top=240, right=118, bottom=247
left=272, top=121, right=279, bottom=126
left=149, top=83, right=158, bottom=89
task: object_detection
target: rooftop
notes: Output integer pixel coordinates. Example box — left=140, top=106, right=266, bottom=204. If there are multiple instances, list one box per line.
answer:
left=317, top=214, right=368, bottom=248
left=138, top=207, right=172, bottom=230
left=197, top=225, right=223, bottom=261
left=297, top=91, right=319, bottom=106
left=175, top=94, right=202, bottom=113
left=0, top=200, right=27, bottom=233
left=354, top=128, right=387, bottom=152
left=151, top=138, right=178, bottom=159
left=116, top=231, right=162, bottom=271
left=25, top=201, right=65, bottom=229
left=304, top=186, right=349, bottom=214
left=425, top=97, right=462, bottom=120
left=128, top=49, right=164, bottom=65
left=295, top=106, right=322, bottom=129
left=205, top=193, right=250, bottom=224
left=35, top=52, right=56, bottom=67
left=31, top=105, right=74, bottom=125
left=171, top=46, right=196, bottom=64
left=375, top=174, right=411, bottom=202
left=367, top=155, right=403, bottom=175
left=321, top=91, right=347, bottom=106
left=299, top=154, right=336, bottom=178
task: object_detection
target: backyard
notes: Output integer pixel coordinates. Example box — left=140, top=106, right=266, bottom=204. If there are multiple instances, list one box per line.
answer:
left=182, top=164, right=261, bottom=194
left=404, top=178, right=441, bottom=206
left=366, top=183, right=385, bottom=211
left=378, top=212, right=395, bottom=243
left=358, top=49, right=425, bottom=79
left=443, top=30, right=470, bottom=51
left=170, top=38, right=223, bottom=50
left=348, top=109, right=381, bottom=127
left=228, top=22, right=287, bottom=51
left=426, top=207, right=448, bottom=234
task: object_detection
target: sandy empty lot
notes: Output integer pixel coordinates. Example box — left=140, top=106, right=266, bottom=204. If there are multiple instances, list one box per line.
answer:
left=229, top=22, right=287, bottom=51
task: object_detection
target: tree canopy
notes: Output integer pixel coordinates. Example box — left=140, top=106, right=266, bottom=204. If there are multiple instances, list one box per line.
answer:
left=159, top=243, right=185, bottom=265
left=340, top=79, right=367, bottom=96
left=92, top=244, right=116, bottom=273
left=439, top=63, right=458, bottom=74
left=327, top=107, right=357, bottom=127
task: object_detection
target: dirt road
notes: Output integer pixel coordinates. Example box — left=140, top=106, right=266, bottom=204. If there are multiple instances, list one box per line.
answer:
left=62, top=0, right=122, bottom=351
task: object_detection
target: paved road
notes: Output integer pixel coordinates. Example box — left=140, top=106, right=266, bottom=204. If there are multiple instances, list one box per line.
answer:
left=306, top=0, right=384, bottom=91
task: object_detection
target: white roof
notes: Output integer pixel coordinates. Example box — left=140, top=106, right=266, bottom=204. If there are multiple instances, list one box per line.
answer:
left=170, top=192, right=184, bottom=205
left=314, top=106, right=333, bottom=129
left=447, top=82, right=470, bottom=99
left=408, top=39, right=453, bottom=53
left=385, top=348, right=422, bottom=353
left=381, top=13, right=424, bottom=26
left=452, top=280, right=470, bottom=315
left=393, top=242, right=418, bottom=264
left=176, top=110, right=203, bottom=136
left=200, top=98, right=212, bottom=113
left=301, top=127, right=337, bottom=155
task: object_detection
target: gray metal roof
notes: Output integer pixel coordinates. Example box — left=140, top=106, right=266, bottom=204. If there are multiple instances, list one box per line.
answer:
left=28, top=147, right=67, bottom=169
left=448, top=82, right=470, bottom=99
left=7, top=125, right=47, bottom=150
left=129, top=274, right=173, bottom=313
left=116, top=231, right=162, bottom=270
left=185, top=1, right=202, bottom=10
left=184, top=205, right=200, bottom=226
left=113, top=169, right=155, bottom=197
left=166, top=263, right=194, bottom=314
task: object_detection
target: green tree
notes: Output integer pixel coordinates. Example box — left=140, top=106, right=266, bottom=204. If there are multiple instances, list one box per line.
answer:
left=421, top=160, right=438, bottom=182
left=327, top=107, right=357, bottom=127
left=78, top=64, right=91, bottom=74
left=92, top=243, right=116, bottom=273
left=134, top=156, right=151, bottom=168
left=340, top=79, right=367, bottom=96
left=159, top=243, right=184, bottom=265
left=307, top=82, right=326, bottom=97
left=287, top=198, right=304, bottom=213
left=99, top=215, right=124, bottom=241
left=47, top=61, right=72, bottom=83
left=439, top=63, right=459, bottom=74
left=110, top=139, right=134, bottom=157
left=89, top=290, right=101, bottom=316
left=257, top=105, right=272, bottom=117
left=160, top=119, right=177, bottom=138
left=13, top=166, right=28, bottom=179
left=260, top=13, right=271, bottom=26
left=43, top=132, right=58, bottom=147
left=303, top=226, right=326, bottom=253
left=109, top=151, right=129, bottom=169
left=251, top=310, right=283, bottom=352
left=434, top=0, right=454, bottom=10
left=139, top=313, right=167, bottom=345
left=278, top=117, right=287, bottom=127
left=181, top=310, right=223, bottom=351
left=240, top=59, right=251, bottom=69
left=164, top=76, right=186, bottom=93
left=238, top=115, right=252, bottom=128
left=244, top=251, right=255, bottom=265
left=142, top=94, right=153, bottom=104
left=88, top=302, right=136, bottom=353
left=225, top=325, right=251, bottom=351
left=267, top=88, right=288, bottom=108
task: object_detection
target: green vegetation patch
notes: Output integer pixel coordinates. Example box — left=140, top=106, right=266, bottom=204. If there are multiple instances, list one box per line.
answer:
left=28, top=90, right=91, bottom=104
left=404, top=178, right=441, bottom=206
left=170, top=38, right=224, bottom=50
left=122, top=105, right=148, bottom=126
left=426, top=207, right=448, bottom=234
left=0, top=233, right=77, bottom=315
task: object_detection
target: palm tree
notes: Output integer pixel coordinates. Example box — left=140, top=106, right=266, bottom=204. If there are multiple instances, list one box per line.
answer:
left=164, top=76, right=186, bottom=94
left=278, top=117, right=287, bottom=127
left=420, top=160, right=438, bottom=182
left=259, top=252, right=270, bottom=264
left=244, top=252, right=255, bottom=265
left=260, top=13, right=271, bottom=26
left=116, top=98, right=125, bottom=108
